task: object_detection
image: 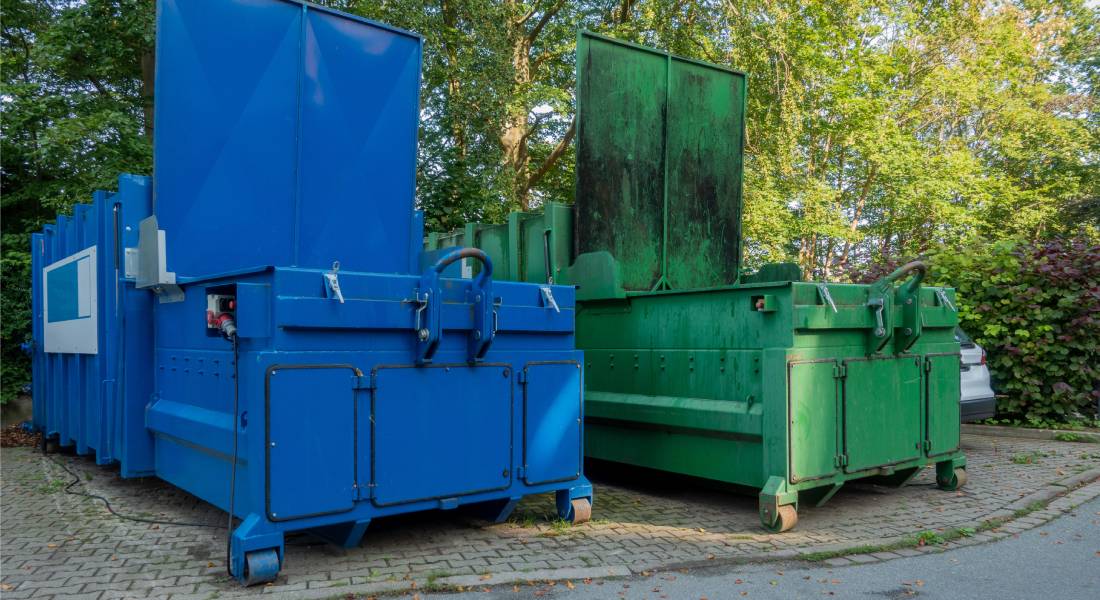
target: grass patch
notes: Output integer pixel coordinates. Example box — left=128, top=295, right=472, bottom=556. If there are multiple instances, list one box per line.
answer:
left=1011, top=452, right=1044, bottom=464
left=539, top=518, right=574, bottom=538
left=1054, top=432, right=1098, bottom=443
left=425, top=570, right=455, bottom=586
left=38, top=478, right=66, bottom=494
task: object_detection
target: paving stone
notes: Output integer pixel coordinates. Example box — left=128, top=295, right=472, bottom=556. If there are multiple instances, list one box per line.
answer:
left=4, top=437, right=1100, bottom=598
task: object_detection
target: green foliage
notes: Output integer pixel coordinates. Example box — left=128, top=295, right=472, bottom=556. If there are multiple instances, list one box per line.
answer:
left=1, top=0, right=154, bottom=403
left=926, top=238, right=1100, bottom=422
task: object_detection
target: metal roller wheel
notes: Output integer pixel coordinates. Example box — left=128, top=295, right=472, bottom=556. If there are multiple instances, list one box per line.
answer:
left=762, top=505, right=798, bottom=533
left=938, top=467, right=967, bottom=491
left=242, top=549, right=280, bottom=586
left=569, top=498, right=592, bottom=524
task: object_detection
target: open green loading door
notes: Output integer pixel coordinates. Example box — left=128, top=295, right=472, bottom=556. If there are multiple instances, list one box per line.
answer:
left=576, top=33, right=746, bottom=292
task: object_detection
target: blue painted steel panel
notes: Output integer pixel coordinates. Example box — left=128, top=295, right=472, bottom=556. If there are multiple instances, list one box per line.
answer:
left=295, top=8, right=421, bottom=274
left=29, top=176, right=156, bottom=475
left=266, top=366, right=356, bottom=520
left=372, top=365, right=512, bottom=506
left=523, top=362, right=583, bottom=485
left=153, top=0, right=422, bottom=278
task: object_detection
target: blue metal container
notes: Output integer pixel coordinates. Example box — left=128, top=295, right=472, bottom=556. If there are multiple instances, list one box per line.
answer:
left=30, top=175, right=155, bottom=477
left=30, top=0, right=592, bottom=585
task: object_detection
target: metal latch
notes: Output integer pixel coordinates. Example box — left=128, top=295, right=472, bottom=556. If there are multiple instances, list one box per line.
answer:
left=411, top=290, right=430, bottom=341
left=540, top=286, right=560, bottom=313
left=867, top=297, right=886, bottom=338
left=817, top=283, right=837, bottom=313
left=323, top=261, right=345, bottom=304
left=352, top=374, right=374, bottom=390
left=936, top=289, right=956, bottom=312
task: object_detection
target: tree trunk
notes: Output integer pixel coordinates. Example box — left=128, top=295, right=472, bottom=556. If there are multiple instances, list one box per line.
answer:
left=501, top=2, right=534, bottom=208
left=141, top=47, right=155, bottom=141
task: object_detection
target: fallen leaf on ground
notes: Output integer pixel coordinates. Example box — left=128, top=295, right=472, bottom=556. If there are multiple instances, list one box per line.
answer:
left=565, top=581, right=575, bottom=590
left=479, top=574, right=491, bottom=581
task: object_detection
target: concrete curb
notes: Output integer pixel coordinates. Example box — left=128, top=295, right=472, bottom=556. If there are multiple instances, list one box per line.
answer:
left=962, top=423, right=1100, bottom=443
left=439, top=566, right=632, bottom=588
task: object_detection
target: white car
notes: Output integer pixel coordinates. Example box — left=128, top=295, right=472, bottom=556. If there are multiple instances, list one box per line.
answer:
left=956, top=327, right=996, bottom=422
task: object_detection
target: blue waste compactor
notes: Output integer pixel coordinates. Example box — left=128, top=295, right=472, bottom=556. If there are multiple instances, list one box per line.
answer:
left=28, top=0, right=593, bottom=585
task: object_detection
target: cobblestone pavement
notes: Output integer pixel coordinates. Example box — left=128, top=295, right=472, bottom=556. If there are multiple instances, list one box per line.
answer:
left=2, top=434, right=1099, bottom=599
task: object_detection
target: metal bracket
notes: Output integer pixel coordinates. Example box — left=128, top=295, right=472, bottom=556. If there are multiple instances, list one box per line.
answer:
left=323, top=261, right=345, bottom=304
left=539, top=286, right=560, bottom=313
left=134, top=216, right=184, bottom=303
left=817, top=283, right=837, bottom=313
left=833, top=364, right=847, bottom=379
left=936, top=289, right=956, bottom=312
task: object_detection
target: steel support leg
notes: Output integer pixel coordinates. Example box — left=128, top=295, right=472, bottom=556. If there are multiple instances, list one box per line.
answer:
left=230, top=514, right=284, bottom=586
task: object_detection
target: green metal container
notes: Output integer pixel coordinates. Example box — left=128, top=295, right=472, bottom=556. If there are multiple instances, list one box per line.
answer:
left=426, top=32, right=966, bottom=532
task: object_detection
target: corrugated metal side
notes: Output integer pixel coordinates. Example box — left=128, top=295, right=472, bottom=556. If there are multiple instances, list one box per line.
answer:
left=30, top=175, right=156, bottom=476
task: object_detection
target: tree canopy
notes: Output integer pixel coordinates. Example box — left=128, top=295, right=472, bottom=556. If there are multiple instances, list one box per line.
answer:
left=2, top=0, right=1098, bottom=404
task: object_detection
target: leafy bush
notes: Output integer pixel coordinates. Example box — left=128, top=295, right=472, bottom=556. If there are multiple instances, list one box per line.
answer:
left=1, top=234, right=33, bottom=404
left=846, top=237, right=1099, bottom=422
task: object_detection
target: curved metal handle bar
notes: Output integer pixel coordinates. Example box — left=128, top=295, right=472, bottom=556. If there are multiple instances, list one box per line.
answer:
left=429, top=247, right=493, bottom=285
left=883, top=260, right=926, bottom=287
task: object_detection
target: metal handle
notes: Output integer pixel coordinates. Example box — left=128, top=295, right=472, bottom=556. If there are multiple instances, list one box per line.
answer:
left=428, top=247, right=493, bottom=283
left=416, top=247, right=495, bottom=364
left=883, top=260, right=926, bottom=289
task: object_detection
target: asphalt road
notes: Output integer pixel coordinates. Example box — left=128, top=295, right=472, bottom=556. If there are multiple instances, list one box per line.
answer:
left=429, top=495, right=1100, bottom=600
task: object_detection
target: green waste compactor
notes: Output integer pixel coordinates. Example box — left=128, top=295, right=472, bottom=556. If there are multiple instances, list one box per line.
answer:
left=425, top=32, right=966, bottom=532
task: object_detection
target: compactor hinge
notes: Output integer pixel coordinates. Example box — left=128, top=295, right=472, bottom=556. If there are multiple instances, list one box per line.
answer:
left=834, top=454, right=848, bottom=467
left=516, top=466, right=527, bottom=479
left=517, top=370, right=528, bottom=385
left=352, top=375, right=374, bottom=390
left=923, top=440, right=932, bottom=452
left=833, top=364, right=847, bottom=379
left=924, top=360, right=933, bottom=373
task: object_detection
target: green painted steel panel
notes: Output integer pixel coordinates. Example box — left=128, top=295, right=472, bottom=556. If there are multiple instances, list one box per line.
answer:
left=666, top=60, right=745, bottom=289
left=576, top=34, right=666, bottom=290
left=926, top=354, right=962, bottom=457
left=575, top=32, right=746, bottom=291
left=787, top=360, right=839, bottom=483
left=843, top=357, right=923, bottom=472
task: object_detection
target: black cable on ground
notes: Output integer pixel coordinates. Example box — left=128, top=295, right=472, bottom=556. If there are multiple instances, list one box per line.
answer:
left=49, top=455, right=225, bottom=529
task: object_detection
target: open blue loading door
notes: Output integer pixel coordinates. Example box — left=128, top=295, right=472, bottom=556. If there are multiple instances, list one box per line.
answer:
left=154, top=0, right=422, bottom=278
